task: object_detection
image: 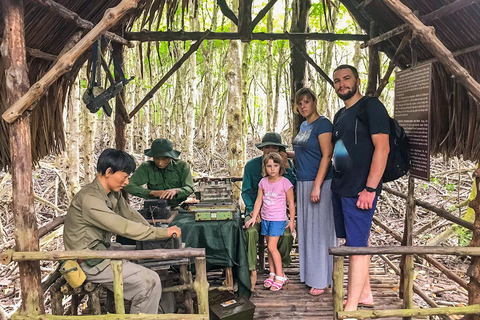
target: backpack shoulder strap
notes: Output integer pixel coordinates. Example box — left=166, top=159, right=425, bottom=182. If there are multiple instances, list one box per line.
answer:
left=356, top=96, right=373, bottom=130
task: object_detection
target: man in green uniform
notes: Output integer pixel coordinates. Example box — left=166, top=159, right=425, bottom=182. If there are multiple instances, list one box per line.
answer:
left=63, top=148, right=181, bottom=314
left=124, top=138, right=194, bottom=207
left=241, top=132, right=296, bottom=290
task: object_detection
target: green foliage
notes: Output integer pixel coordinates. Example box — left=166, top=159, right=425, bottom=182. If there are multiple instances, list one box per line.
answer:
left=452, top=225, right=472, bottom=246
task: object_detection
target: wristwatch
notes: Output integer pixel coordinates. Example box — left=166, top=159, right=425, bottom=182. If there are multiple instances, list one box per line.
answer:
left=365, top=186, right=376, bottom=193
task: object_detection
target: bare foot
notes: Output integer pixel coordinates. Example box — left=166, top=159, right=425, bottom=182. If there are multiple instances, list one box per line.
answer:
left=309, top=287, right=325, bottom=296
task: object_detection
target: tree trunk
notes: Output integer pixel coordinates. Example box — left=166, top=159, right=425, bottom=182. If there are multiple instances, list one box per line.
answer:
left=65, top=76, right=81, bottom=198
left=226, top=0, right=244, bottom=200
left=1, top=0, right=44, bottom=314
left=289, top=0, right=310, bottom=140
left=266, top=9, right=274, bottom=132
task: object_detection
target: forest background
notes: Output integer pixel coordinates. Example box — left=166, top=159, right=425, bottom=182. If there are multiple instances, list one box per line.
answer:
left=0, top=0, right=476, bottom=315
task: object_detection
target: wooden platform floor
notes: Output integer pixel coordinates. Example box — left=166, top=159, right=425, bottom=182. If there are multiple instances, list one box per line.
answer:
left=249, top=257, right=407, bottom=319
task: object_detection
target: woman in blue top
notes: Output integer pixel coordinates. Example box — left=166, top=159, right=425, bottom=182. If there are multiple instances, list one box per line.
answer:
left=292, top=88, right=337, bottom=296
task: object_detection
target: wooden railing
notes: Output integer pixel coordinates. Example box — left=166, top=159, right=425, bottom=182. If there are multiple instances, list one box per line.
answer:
left=1, top=248, right=209, bottom=320
left=329, top=246, right=480, bottom=320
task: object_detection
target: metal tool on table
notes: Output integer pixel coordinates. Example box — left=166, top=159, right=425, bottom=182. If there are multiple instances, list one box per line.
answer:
left=188, top=179, right=238, bottom=221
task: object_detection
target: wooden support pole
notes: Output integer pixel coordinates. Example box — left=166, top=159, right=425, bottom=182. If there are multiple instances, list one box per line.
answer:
left=374, top=31, right=411, bottom=97
left=26, top=0, right=133, bottom=47
left=238, top=0, right=252, bottom=41
left=2, top=0, right=142, bottom=124
left=112, top=40, right=129, bottom=151
left=373, top=216, right=469, bottom=290
left=366, top=21, right=379, bottom=96
left=383, top=186, right=474, bottom=230
left=362, top=0, right=480, bottom=49
left=179, top=264, right=194, bottom=313
left=400, top=177, right=415, bottom=319
left=251, top=0, right=278, bottom=30
left=285, top=32, right=334, bottom=88
left=0, top=0, right=44, bottom=315
left=110, top=260, right=125, bottom=314
left=125, top=30, right=369, bottom=42
left=383, top=0, right=480, bottom=101
left=216, top=0, right=238, bottom=26
left=378, top=254, right=451, bottom=320
left=193, top=257, right=209, bottom=316
left=128, top=31, right=210, bottom=119
left=467, top=165, right=480, bottom=320
left=332, top=256, right=344, bottom=320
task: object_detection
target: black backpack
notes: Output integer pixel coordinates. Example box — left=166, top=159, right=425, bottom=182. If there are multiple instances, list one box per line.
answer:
left=356, top=97, right=410, bottom=183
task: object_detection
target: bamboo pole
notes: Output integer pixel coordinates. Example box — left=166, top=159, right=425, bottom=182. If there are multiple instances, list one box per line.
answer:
left=382, top=0, right=480, bottom=101
left=12, top=314, right=209, bottom=320
left=337, top=304, right=480, bottom=319
left=193, top=257, right=209, bottom=316
left=110, top=260, right=125, bottom=314
left=332, top=256, right=344, bottom=320
left=467, top=166, right=480, bottom=319
left=329, top=246, right=480, bottom=256
left=6, top=248, right=205, bottom=263
left=2, top=0, right=142, bottom=124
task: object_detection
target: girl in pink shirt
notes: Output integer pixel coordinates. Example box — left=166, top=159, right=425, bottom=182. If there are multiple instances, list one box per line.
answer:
left=245, top=152, right=296, bottom=291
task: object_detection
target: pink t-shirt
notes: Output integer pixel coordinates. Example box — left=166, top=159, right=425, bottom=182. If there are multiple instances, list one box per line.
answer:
left=258, top=176, right=293, bottom=221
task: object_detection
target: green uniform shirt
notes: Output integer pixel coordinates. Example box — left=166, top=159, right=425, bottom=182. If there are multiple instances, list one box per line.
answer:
left=124, top=160, right=194, bottom=207
left=63, top=177, right=168, bottom=252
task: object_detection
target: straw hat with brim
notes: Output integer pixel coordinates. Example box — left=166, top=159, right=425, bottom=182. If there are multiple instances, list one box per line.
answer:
left=255, top=132, right=288, bottom=150
left=144, top=139, right=180, bottom=159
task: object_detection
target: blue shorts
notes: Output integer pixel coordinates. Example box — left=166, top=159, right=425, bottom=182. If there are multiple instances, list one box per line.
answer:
left=332, top=192, right=378, bottom=247
left=261, top=219, right=287, bottom=237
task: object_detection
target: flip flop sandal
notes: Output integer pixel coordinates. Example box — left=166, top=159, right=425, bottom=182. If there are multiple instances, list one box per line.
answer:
left=263, top=273, right=276, bottom=288
left=309, top=288, right=325, bottom=296
left=270, top=274, right=288, bottom=291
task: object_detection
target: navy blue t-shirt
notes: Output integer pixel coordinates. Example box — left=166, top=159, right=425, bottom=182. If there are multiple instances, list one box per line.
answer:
left=331, top=97, right=390, bottom=197
left=293, top=116, right=333, bottom=181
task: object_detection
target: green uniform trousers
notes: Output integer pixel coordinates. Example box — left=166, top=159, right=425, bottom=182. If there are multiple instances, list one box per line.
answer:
left=244, top=215, right=294, bottom=271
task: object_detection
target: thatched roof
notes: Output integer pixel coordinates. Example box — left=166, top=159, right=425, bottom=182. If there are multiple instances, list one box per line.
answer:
left=340, top=0, right=480, bottom=160
left=1, top=0, right=479, bottom=171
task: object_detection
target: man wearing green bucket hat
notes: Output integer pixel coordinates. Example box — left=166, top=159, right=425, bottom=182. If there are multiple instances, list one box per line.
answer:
left=241, top=132, right=296, bottom=291
left=124, top=138, right=194, bottom=207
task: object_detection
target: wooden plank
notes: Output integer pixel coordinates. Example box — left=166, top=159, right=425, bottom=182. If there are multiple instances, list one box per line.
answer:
left=251, top=0, right=278, bottom=30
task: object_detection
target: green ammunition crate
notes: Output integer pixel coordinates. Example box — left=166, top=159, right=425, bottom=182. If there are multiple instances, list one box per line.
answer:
left=209, top=290, right=255, bottom=320
left=195, top=211, right=233, bottom=221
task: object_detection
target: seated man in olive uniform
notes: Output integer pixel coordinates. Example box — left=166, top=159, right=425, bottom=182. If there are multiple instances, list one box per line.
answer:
left=124, top=138, right=194, bottom=207
left=63, top=148, right=181, bottom=314
left=241, top=132, right=296, bottom=291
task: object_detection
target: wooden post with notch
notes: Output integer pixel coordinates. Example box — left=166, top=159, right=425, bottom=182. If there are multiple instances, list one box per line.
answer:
left=1, top=0, right=44, bottom=315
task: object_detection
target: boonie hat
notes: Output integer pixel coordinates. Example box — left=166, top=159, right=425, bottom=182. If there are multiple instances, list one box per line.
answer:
left=144, top=139, right=180, bottom=159
left=255, top=132, right=288, bottom=150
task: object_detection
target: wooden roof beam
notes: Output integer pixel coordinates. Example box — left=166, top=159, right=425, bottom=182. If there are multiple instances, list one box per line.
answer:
left=128, top=31, right=210, bottom=119
left=217, top=0, right=238, bottom=26
left=2, top=0, right=142, bottom=124
left=251, top=0, right=278, bottom=31
left=26, top=0, right=134, bottom=48
left=285, top=32, right=334, bottom=88
left=238, top=0, right=252, bottom=41
left=383, top=0, right=480, bottom=100
left=124, top=31, right=369, bottom=42
left=362, top=0, right=480, bottom=49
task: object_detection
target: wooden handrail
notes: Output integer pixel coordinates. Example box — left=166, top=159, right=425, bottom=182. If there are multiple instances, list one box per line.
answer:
left=329, top=245, right=480, bottom=256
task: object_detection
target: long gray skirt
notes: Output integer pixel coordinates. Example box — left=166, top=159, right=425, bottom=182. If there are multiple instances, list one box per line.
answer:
left=297, top=179, right=337, bottom=289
